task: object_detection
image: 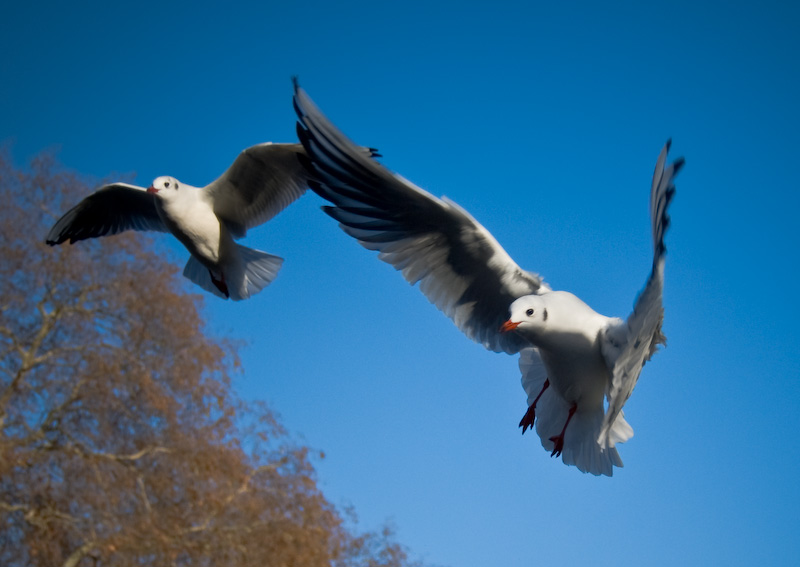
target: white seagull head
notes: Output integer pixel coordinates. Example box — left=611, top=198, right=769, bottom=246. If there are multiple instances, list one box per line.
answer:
left=147, top=176, right=182, bottom=196
left=501, top=295, right=549, bottom=335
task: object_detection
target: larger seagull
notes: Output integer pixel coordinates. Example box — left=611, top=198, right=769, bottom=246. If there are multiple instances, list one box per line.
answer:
left=293, top=80, right=684, bottom=476
left=47, top=143, right=314, bottom=300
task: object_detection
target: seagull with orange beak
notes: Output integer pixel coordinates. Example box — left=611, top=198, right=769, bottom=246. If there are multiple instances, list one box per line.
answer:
left=47, top=143, right=313, bottom=300
left=293, top=79, right=683, bottom=475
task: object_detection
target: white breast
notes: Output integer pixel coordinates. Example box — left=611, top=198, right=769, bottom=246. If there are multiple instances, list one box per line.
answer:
left=531, top=291, right=614, bottom=408
left=158, top=191, right=225, bottom=265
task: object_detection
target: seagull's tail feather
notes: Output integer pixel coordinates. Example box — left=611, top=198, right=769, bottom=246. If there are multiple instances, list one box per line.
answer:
left=537, top=401, right=625, bottom=477
left=182, top=247, right=283, bottom=301
left=520, top=348, right=627, bottom=477
left=183, top=256, right=229, bottom=299
left=227, top=245, right=284, bottom=301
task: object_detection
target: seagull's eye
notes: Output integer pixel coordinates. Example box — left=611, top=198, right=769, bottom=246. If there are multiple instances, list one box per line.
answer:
left=164, top=182, right=170, bottom=188
left=526, top=308, right=534, bottom=316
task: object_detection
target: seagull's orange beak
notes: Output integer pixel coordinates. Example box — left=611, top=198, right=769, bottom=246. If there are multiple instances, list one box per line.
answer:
left=146, top=186, right=158, bottom=194
left=499, top=320, right=520, bottom=333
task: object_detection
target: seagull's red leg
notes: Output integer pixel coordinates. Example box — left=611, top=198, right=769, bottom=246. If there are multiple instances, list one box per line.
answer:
left=549, top=403, right=577, bottom=457
left=519, top=379, right=549, bottom=434
left=209, top=270, right=230, bottom=299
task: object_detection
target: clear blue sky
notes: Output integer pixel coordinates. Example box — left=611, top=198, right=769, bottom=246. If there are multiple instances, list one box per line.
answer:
left=3, top=1, right=799, bottom=565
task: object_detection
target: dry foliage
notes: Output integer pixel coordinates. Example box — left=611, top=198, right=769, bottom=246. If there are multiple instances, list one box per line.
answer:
left=0, top=149, right=422, bottom=567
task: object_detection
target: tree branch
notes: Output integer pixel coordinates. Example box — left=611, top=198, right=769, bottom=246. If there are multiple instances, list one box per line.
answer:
left=62, top=541, right=96, bottom=567
left=183, top=463, right=279, bottom=535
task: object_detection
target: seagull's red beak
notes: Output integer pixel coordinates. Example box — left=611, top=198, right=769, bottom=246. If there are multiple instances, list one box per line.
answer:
left=146, top=186, right=158, bottom=194
left=499, top=320, right=520, bottom=333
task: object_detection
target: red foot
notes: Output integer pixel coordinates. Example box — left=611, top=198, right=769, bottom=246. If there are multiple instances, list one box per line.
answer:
left=210, top=270, right=230, bottom=299
left=519, top=379, right=549, bottom=434
left=549, top=435, right=565, bottom=457
left=549, top=403, right=577, bottom=458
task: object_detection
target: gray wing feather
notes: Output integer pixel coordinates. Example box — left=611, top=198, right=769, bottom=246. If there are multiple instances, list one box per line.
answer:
left=205, top=143, right=311, bottom=238
left=599, top=141, right=684, bottom=445
left=46, top=183, right=166, bottom=245
left=293, top=80, right=547, bottom=354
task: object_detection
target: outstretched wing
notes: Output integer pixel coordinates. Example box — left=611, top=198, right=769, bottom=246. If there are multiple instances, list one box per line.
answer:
left=293, top=80, right=548, bottom=354
left=204, top=143, right=311, bottom=238
left=46, top=183, right=166, bottom=245
left=599, top=141, right=684, bottom=446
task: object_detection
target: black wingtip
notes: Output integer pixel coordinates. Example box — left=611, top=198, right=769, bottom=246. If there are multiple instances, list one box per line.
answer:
left=320, top=205, right=341, bottom=221
left=296, top=151, right=315, bottom=176
left=291, top=76, right=300, bottom=92
left=673, top=156, right=686, bottom=174
left=292, top=94, right=303, bottom=122
left=45, top=231, right=65, bottom=246
left=295, top=121, right=307, bottom=144
left=309, top=179, right=330, bottom=199
left=665, top=138, right=672, bottom=152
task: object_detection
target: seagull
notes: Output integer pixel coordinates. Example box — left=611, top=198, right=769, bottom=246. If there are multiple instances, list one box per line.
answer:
left=47, top=143, right=314, bottom=301
left=293, top=80, right=684, bottom=476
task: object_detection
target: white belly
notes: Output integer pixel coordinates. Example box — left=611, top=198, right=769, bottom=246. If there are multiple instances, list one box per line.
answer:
left=159, top=198, right=229, bottom=268
left=539, top=331, right=609, bottom=409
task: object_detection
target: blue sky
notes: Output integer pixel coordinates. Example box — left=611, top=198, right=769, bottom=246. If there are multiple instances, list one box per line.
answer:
left=3, top=1, right=799, bottom=565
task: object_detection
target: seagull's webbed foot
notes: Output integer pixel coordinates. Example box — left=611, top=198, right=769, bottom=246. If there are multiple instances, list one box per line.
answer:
left=519, top=405, right=536, bottom=435
left=549, top=403, right=577, bottom=458
left=519, top=379, right=550, bottom=434
left=549, top=436, right=565, bottom=458
left=209, top=270, right=230, bottom=299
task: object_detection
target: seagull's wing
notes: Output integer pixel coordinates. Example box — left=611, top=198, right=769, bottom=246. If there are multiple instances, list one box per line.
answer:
left=599, top=141, right=684, bottom=446
left=293, top=80, right=548, bottom=354
left=204, top=143, right=311, bottom=238
left=46, top=182, right=166, bottom=245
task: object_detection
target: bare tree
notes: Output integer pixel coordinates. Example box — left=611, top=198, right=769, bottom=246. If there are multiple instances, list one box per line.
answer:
left=0, top=149, right=422, bottom=567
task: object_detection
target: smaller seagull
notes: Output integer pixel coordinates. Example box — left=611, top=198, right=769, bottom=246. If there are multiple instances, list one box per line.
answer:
left=47, top=143, right=313, bottom=300
left=293, top=80, right=684, bottom=476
